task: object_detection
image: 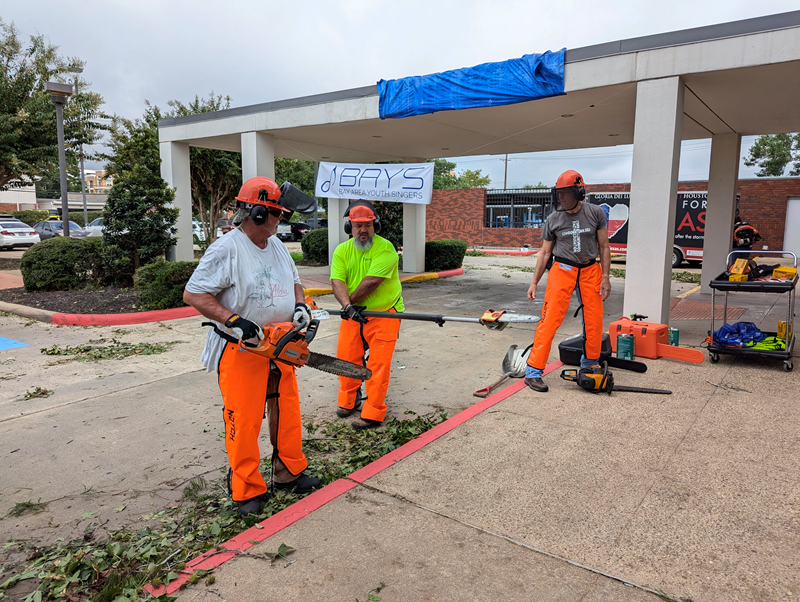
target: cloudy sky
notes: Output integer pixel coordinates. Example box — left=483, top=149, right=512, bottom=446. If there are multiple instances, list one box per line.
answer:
left=5, top=0, right=798, bottom=185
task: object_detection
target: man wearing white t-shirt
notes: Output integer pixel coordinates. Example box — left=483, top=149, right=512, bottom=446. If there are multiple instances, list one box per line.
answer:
left=184, top=177, right=320, bottom=517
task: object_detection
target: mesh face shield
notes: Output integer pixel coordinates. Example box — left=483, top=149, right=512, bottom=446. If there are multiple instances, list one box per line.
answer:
left=279, top=182, right=317, bottom=214
left=552, top=187, right=580, bottom=212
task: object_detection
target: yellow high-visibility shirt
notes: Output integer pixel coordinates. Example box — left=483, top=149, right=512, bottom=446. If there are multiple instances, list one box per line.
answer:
left=330, top=235, right=404, bottom=312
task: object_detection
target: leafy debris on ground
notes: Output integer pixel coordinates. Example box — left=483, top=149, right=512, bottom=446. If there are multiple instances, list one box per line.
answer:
left=7, top=500, right=48, bottom=517
left=40, top=338, right=179, bottom=363
left=0, top=412, right=446, bottom=601
left=17, top=386, right=53, bottom=401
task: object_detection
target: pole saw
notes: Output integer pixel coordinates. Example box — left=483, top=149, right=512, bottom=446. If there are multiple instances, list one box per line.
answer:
left=305, top=298, right=539, bottom=331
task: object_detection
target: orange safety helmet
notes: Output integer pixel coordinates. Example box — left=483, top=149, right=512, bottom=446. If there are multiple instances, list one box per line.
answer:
left=552, top=170, right=586, bottom=211
left=236, top=177, right=285, bottom=212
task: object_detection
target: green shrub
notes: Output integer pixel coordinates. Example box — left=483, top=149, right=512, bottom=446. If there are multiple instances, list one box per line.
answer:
left=20, top=237, right=105, bottom=292
left=301, top=228, right=328, bottom=265
left=425, top=239, right=468, bottom=272
left=134, top=258, right=198, bottom=310
left=11, top=210, right=50, bottom=226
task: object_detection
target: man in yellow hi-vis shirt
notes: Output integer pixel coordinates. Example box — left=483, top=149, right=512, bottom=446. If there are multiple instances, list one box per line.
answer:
left=331, top=201, right=404, bottom=429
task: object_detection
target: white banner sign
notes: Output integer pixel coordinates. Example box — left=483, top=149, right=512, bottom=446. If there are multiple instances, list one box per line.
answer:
left=315, top=162, right=434, bottom=205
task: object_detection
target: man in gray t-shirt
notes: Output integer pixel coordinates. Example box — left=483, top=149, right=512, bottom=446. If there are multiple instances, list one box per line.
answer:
left=524, top=170, right=611, bottom=392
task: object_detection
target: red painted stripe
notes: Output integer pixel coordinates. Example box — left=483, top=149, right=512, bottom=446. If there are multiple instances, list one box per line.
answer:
left=347, top=359, right=563, bottom=483
left=50, top=305, right=199, bottom=326
left=143, top=359, right=564, bottom=595
left=145, top=478, right=358, bottom=597
left=467, top=249, right=537, bottom=256
left=436, top=267, right=465, bottom=278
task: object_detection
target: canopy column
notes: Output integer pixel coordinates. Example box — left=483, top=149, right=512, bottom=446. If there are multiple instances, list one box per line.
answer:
left=702, top=133, right=741, bottom=289
left=623, top=77, right=684, bottom=324
left=160, top=141, right=193, bottom=261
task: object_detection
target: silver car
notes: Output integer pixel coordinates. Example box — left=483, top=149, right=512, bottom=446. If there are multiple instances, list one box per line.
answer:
left=33, top=221, right=91, bottom=240
left=0, top=220, right=40, bottom=249
left=84, top=217, right=106, bottom=237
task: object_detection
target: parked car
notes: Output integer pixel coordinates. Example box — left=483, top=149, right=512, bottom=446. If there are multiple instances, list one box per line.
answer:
left=85, top=217, right=106, bottom=237
left=306, top=217, right=328, bottom=229
left=0, top=220, right=40, bottom=249
left=33, top=220, right=90, bottom=240
left=218, top=218, right=235, bottom=234
left=277, top=220, right=310, bottom=241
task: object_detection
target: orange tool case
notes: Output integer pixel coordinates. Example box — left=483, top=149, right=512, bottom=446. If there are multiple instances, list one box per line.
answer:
left=609, top=317, right=704, bottom=363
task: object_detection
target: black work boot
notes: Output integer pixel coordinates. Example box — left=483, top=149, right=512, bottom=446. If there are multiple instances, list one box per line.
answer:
left=336, top=396, right=363, bottom=418
left=524, top=377, right=549, bottom=392
left=237, top=494, right=266, bottom=517
left=273, top=473, right=321, bottom=494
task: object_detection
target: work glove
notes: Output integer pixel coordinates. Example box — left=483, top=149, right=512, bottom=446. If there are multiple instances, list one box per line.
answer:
left=293, top=302, right=311, bottom=326
left=342, top=303, right=368, bottom=324
left=225, top=314, right=264, bottom=341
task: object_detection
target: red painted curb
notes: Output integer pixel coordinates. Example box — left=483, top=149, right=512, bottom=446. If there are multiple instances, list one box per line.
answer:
left=144, top=359, right=564, bottom=596
left=436, top=267, right=465, bottom=278
left=145, top=478, right=358, bottom=597
left=51, top=306, right=199, bottom=326
left=468, top=248, right=537, bottom=256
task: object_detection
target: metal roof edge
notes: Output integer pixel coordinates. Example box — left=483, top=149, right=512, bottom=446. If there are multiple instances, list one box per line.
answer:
left=565, top=10, right=800, bottom=62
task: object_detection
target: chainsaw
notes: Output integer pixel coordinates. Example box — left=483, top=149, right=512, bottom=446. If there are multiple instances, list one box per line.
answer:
left=560, top=361, right=671, bottom=395
left=205, top=318, right=371, bottom=380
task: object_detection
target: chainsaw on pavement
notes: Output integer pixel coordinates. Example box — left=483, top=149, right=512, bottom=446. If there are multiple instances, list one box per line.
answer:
left=560, top=361, right=671, bottom=395
left=205, top=318, right=371, bottom=380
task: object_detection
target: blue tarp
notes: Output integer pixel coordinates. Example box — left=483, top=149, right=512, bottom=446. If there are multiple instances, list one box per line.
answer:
left=377, top=49, right=566, bottom=120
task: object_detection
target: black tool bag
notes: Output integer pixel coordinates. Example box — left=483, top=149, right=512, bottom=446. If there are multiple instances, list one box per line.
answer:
left=558, top=333, right=612, bottom=365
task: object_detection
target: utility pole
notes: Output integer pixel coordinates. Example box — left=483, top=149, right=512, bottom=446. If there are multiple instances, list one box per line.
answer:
left=503, top=153, right=508, bottom=189
left=46, top=82, right=73, bottom=236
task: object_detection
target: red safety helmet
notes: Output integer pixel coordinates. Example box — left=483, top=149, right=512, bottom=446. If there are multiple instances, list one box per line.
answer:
left=552, top=170, right=586, bottom=211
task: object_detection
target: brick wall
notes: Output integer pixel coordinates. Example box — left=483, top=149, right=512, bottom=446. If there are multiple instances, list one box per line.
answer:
left=0, top=203, right=18, bottom=213
left=426, top=188, right=543, bottom=247
left=427, top=178, right=800, bottom=250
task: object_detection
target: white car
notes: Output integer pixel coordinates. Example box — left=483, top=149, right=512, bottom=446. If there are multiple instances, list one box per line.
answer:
left=85, top=217, right=106, bottom=237
left=0, top=219, right=40, bottom=249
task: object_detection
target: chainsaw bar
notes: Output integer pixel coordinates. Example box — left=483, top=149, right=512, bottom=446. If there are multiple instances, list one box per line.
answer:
left=612, top=385, right=672, bottom=395
left=306, top=352, right=372, bottom=381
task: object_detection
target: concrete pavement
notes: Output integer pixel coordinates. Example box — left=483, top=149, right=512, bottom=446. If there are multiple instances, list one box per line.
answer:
left=1, top=255, right=797, bottom=601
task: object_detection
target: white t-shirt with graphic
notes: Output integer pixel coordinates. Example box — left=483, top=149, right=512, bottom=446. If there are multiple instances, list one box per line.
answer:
left=185, top=228, right=301, bottom=371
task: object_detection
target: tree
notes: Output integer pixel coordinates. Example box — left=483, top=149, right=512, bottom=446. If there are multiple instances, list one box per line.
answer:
left=104, top=101, right=164, bottom=177
left=744, top=133, right=800, bottom=177
left=458, top=168, right=491, bottom=188
left=167, top=94, right=242, bottom=244
left=430, top=158, right=490, bottom=189
left=0, top=19, right=64, bottom=188
left=372, top=202, right=403, bottom=251
left=103, top=163, right=179, bottom=283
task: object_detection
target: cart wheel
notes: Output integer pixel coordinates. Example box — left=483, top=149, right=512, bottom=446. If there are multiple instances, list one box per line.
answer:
left=709, top=352, right=719, bottom=363
left=783, top=361, right=793, bottom=372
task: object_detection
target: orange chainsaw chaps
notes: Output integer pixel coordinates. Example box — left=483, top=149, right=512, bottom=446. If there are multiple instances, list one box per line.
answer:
left=529, top=261, right=604, bottom=370
left=337, top=315, right=400, bottom=422
left=218, top=342, right=308, bottom=502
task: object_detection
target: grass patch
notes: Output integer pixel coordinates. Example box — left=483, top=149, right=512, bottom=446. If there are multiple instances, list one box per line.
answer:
left=465, top=250, right=490, bottom=257
left=672, top=271, right=701, bottom=283
left=8, top=500, right=48, bottom=517
left=0, top=412, right=446, bottom=601
left=492, top=264, right=535, bottom=273
left=41, top=338, right=179, bottom=363
left=290, top=251, right=303, bottom=262
left=610, top=268, right=627, bottom=278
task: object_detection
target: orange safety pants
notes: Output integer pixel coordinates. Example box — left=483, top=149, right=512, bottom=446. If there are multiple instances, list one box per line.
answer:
left=528, top=260, right=604, bottom=370
left=337, top=313, right=401, bottom=423
left=218, top=341, right=308, bottom=502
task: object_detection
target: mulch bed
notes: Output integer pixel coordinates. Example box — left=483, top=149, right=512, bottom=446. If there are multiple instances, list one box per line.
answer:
left=0, top=287, right=140, bottom=314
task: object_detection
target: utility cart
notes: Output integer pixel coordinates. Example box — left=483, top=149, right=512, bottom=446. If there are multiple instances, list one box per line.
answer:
left=708, top=251, right=796, bottom=372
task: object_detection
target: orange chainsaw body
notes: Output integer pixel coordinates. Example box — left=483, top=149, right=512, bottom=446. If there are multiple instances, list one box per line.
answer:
left=239, top=322, right=311, bottom=367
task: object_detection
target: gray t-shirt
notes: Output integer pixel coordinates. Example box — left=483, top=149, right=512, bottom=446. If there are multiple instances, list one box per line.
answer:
left=542, top=202, right=607, bottom=265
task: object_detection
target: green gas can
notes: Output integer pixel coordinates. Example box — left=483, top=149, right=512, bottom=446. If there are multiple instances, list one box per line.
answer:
left=616, top=333, right=635, bottom=360
left=668, top=327, right=680, bottom=346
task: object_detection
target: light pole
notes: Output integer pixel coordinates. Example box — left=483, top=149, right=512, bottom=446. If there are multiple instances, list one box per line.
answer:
left=45, top=82, right=73, bottom=236
left=68, top=66, right=88, bottom=227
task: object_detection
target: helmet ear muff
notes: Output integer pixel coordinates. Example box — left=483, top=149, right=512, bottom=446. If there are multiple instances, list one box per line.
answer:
left=344, top=217, right=381, bottom=235
left=250, top=204, right=268, bottom=225
left=343, top=201, right=381, bottom=235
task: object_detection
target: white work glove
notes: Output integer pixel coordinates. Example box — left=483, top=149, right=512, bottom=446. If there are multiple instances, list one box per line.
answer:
left=293, top=302, right=311, bottom=326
